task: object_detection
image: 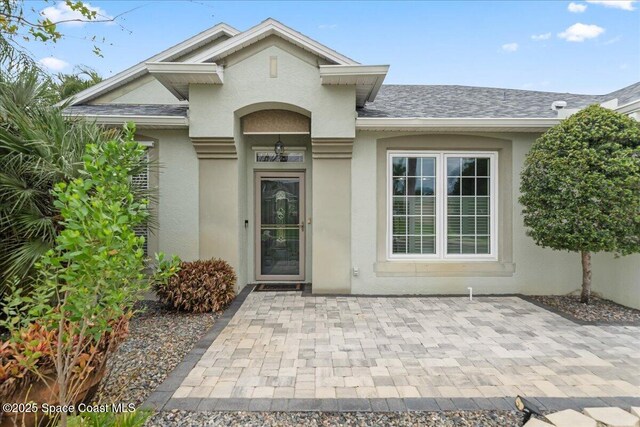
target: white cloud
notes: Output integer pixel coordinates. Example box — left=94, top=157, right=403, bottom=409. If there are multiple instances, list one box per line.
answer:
left=41, top=1, right=113, bottom=26
left=531, top=32, right=552, bottom=41
left=568, top=2, right=588, bottom=12
left=558, top=23, right=605, bottom=42
left=586, top=0, right=636, bottom=10
left=501, top=42, right=519, bottom=52
left=38, top=57, right=70, bottom=71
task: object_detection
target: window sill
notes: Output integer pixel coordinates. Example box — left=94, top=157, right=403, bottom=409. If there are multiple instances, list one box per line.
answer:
left=374, top=261, right=516, bottom=277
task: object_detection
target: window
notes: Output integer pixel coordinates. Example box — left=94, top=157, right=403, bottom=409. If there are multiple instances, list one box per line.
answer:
left=255, top=151, right=304, bottom=163
left=388, top=151, right=497, bottom=260
left=133, top=142, right=153, bottom=258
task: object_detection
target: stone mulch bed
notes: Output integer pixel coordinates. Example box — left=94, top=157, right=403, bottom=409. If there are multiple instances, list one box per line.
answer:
left=95, top=300, right=219, bottom=406
left=529, top=295, right=640, bottom=324
left=146, top=410, right=522, bottom=426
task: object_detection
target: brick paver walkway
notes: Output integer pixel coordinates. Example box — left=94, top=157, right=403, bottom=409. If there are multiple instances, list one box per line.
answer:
left=172, top=292, right=640, bottom=401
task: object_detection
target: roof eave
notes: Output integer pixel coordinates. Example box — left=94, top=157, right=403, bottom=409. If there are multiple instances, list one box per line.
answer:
left=356, top=117, right=561, bottom=132
left=616, top=98, right=640, bottom=115
left=63, top=113, right=189, bottom=129
left=146, top=62, right=224, bottom=100
left=62, top=23, right=239, bottom=106
left=319, top=65, right=390, bottom=107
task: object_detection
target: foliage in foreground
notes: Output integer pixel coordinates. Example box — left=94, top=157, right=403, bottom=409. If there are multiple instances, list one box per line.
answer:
left=154, top=255, right=237, bottom=313
left=0, top=315, right=129, bottom=400
left=520, top=104, right=640, bottom=303
left=0, top=68, right=146, bottom=297
left=54, top=66, right=103, bottom=101
left=1, top=125, right=149, bottom=426
left=66, top=409, right=152, bottom=427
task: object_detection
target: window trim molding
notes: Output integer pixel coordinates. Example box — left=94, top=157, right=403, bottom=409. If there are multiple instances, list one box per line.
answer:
left=386, top=150, right=499, bottom=262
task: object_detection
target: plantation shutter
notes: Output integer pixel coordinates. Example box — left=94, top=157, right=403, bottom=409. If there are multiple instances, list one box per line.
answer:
left=132, top=146, right=151, bottom=258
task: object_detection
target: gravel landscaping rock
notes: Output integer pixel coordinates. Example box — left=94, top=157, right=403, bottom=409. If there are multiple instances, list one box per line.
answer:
left=146, top=410, right=523, bottom=426
left=529, top=295, right=640, bottom=324
left=95, top=300, right=218, bottom=406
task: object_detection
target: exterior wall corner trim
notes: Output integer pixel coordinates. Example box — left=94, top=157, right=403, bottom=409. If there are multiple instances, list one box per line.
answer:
left=191, top=137, right=237, bottom=159
left=311, top=137, right=354, bottom=159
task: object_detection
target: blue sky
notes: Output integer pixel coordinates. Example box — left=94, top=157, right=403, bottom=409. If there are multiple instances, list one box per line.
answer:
left=25, top=1, right=640, bottom=94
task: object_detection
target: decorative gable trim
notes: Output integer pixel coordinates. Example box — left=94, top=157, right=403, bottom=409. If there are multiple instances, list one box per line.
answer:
left=188, top=18, right=359, bottom=66
left=65, top=23, right=239, bottom=106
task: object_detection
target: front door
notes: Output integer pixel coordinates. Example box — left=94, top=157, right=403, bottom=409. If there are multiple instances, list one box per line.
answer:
left=255, top=172, right=305, bottom=281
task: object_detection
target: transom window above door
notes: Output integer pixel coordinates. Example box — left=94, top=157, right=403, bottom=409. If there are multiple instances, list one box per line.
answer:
left=388, top=151, right=498, bottom=260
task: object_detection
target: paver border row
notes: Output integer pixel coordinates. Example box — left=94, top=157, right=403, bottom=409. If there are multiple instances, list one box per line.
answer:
left=150, top=396, right=640, bottom=413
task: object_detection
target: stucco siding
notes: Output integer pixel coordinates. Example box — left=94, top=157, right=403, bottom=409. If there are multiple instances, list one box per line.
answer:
left=188, top=36, right=355, bottom=140
left=593, top=253, right=640, bottom=310
left=142, top=129, right=199, bottom=261
left=91, top=75, right=183, bottom=105
left=350, top=131, right=583, bottom=295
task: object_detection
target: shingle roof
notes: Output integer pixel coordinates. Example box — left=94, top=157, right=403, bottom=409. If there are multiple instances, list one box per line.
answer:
left=606, top=81, right=640, bottom=105
left=64, top=104, right=188, bottom=117
left=357, top=82, right=640, bottom=118
left=64, top=82, right=640, bottom=120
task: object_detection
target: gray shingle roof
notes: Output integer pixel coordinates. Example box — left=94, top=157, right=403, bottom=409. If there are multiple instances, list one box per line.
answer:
left=606, top=81, right=640, bottom=105
left=358, top=82, right=640, bottom=118
left=64, top=82, right=640, bottom=120
left=64, top=104, right=188, bottom=117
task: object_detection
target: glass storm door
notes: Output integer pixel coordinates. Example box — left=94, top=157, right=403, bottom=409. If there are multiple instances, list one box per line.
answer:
left=255, top=172, right=305, bottom=281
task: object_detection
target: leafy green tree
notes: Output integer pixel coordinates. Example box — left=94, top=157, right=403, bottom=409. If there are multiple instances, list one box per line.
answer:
left=520, top=105, right=640, bottom=304
left=1, top=0, right=104, bottom=44
left=54, top=65, right=102, bottom=100
left=1, top=0, right=110, bottom=72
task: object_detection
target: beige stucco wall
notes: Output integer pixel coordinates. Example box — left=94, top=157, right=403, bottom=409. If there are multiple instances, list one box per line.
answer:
left=141, top=129, right=199, bottom=261
left=592, top=253, right=640, bottom=309
left=312, top=155, right=352, bottom=293
left=91, top=75, right=184, bottom=105
left=188, top=36, right=356, bottom=140
left=199, top=157, right=240, bottom=270
left=350, top=131, right=583, bottom=295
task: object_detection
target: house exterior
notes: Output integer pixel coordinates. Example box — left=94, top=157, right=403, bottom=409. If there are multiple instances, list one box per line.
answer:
left=65, top=19, right=640, bottom=308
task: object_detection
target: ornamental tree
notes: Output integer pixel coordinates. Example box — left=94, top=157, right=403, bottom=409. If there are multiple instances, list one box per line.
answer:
left=520, top=104, right=640, bottom=304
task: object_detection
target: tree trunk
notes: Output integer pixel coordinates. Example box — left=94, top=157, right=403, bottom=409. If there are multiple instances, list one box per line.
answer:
left=580, top=251, right=592, bottom=304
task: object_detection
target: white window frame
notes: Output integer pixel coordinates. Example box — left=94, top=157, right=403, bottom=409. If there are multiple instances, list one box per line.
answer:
left=387, top=150, right=499, bottom=261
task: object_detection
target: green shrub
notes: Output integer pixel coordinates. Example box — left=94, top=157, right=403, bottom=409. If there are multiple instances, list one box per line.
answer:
left=154, top=258, right=236, bottom=313
left=0, top=123, right=149, bottom=426
left=66, top=409, right=151, bottom=427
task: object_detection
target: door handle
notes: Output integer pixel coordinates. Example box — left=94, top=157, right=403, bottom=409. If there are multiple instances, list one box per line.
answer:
left=300, top=222, right=304, bottom=232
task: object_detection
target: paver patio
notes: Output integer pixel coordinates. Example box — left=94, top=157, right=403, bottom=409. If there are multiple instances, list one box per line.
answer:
left=170, top=291, right=640, bottom=402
